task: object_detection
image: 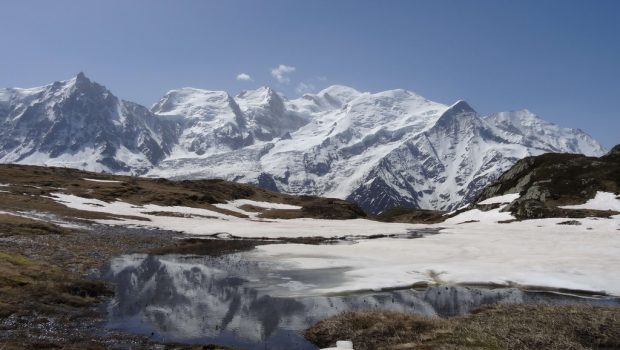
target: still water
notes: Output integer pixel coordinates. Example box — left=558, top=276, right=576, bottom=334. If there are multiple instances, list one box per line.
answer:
left=105, top=253, right=620, bottom=350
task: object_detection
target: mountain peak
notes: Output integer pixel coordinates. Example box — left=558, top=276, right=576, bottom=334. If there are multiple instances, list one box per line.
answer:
left=319, top=85, right=360, bottom=95
left=431, top=99, right=479, bottom=131
left=164, top=87, right=232, bottom=101
left=486, top=109, right=550, bottom=127
left=151, top=87, right=237, bottom=119
left=236, top=86, right=283, bottom=109
left=318, top=85, right=361, bottom=99
left=65, top=72, right=100, bottom=94
left=73, top=71, right=92, bottom=86
left=448, top=100, right=476, bottom=114
left=75, top=71, right=88, bottom=80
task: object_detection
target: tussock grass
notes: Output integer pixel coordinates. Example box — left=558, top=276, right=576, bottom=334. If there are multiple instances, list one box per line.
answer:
left=376, top=207, right=447, bottom=224
left=305, top=310, right=446, bottom=350
left=306, top=305, right=620, bottom=349
left=0, top=213, right=70, bottom=237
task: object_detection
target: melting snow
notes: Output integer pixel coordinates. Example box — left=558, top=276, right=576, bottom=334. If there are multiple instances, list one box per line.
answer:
left=444, top=207, right=515, bottom=224
left=46, top=192, right=620, bottom=296
left=478, top=193, right=520, bottom=205
left=49, top=193, right=422, bottom=238
left=250, top=214, right=620, bottom=295
left=214, top=199, right=302, bottom=219
left=83, top=178, right=122, bottom=183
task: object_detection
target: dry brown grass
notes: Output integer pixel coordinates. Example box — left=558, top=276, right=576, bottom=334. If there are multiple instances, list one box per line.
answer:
left=0, top=213, right=70, bottom=237
left=0, top=164, right=366, bottom=220
left=306, top=305, right=620, bottom=350
left=375, top=208, right=447, bottom=224
left=0, top=247, right=111, bottom=317
left=305, top=310, right=448, bottom=350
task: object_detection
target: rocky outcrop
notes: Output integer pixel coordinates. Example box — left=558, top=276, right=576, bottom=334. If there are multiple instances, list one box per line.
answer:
left=477, top=146, right=620, bottom=219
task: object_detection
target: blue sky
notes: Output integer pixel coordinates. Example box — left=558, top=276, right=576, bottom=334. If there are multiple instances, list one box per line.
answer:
left=1, top=0, right=618, bottom=147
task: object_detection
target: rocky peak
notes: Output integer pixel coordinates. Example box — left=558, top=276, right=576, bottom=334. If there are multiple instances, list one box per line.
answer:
left=433, top=100, right=479, bottom=131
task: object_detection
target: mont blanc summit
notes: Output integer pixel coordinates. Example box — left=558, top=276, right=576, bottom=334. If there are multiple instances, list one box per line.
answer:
left=0, top=74, right=604, bottom=212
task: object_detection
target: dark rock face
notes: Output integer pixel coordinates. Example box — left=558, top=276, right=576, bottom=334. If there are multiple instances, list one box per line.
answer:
left=256, top=173, right=279, bottom=192
left=347, top=175, right=419, bottom=214
left=477, top=145, right=620, bottom=219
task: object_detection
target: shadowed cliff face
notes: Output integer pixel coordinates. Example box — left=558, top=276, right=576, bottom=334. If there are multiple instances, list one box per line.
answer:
left=477, top=145, right=620, bottom=219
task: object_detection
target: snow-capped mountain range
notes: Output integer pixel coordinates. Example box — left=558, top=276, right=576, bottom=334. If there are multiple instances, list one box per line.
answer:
left=0, top=74, right=605, bottom=213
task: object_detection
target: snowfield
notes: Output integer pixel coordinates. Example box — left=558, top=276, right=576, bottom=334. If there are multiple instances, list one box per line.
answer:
left=50, top=192, right=620, bottom=296
left=49, top=193, right=421, bottom=238
left=251, top=216, right=620, bottom=295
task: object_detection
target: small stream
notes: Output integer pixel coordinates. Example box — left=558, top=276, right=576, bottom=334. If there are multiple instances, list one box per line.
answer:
left=105, top=252, right=620, bottom=350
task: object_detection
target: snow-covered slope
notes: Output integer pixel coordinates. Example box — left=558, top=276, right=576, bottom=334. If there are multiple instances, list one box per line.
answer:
left=0, top=73, right=177, bottom=173
left=0, top=74, right=606, bottom=212
left=486, top=109, right=605, bottom=156
left=150, top=87, right=604, bottom=213
left=152, top=86, right=308, bottom=158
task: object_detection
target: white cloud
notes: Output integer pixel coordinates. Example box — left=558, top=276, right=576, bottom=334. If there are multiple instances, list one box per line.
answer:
left=295, top=82, right=316, bottom=94
left=236, top=73, right=252, bottom=81
left=270, top=64, right=296, bottom=84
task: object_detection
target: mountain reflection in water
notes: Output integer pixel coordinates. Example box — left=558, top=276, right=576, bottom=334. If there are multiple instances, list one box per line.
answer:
left=106, top=253, right=620, bottom=350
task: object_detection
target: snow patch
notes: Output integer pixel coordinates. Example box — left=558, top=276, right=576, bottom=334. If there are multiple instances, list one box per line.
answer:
left=560, top=192, right=620, bottom=212
left=444, top=207, right=515, bottom=224
left=83, top=178, right=122, bottom=183
left=478, top=193, right=520, bottom=205
left=214, top=199, right=302, bottom=219
left=49, top=193, right=422, bottom=238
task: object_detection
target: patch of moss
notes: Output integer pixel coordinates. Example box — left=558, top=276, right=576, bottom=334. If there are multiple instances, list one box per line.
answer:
left=0, top=251, right=35, bottom=266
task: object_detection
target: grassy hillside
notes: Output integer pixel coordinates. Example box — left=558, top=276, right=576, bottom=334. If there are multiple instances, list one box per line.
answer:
left=0, top=164, right=366, bottom=220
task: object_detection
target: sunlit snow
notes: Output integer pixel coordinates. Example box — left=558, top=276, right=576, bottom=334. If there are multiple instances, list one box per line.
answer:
left=50, top=193, right=421, bottom=238
left=48, top=192, right=620, bottom=296
left=560, top=191, right=620, bottom=212
left=83, top=178, right=122, bottom=183
left=478, top=193, right=520, bottom=205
